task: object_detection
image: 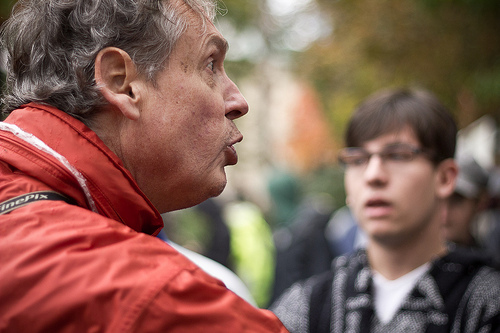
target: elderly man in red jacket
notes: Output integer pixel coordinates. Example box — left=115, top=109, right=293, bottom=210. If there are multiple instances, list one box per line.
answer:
left=0, top=0, right=288, bottom=331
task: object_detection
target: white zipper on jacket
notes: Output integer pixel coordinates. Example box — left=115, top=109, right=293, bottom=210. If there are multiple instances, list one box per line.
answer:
left=0, top=122, right=98, bottom=213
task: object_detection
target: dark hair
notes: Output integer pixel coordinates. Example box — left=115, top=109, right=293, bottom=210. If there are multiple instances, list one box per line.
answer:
left=345, top=88, right=457, bottom=164
left=0, top=0, right=217, bottom=123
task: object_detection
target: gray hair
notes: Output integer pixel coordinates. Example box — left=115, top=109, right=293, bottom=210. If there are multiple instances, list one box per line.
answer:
left=0, top=0, right=217, bottom=122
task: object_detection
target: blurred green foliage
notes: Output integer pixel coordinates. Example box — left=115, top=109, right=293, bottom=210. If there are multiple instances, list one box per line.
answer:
left=0, top=1, right=14, bottom=21
left=302, top=166, right=346, bottom=208
left=217, top=0, right=262, bottom=30
left=300, top=0, right=500, bottom=137
left=164, top=208, right=213, bottom=253
left=1, top=0, right=497, bottom=199
left=2, top=0, right=498, bottom=130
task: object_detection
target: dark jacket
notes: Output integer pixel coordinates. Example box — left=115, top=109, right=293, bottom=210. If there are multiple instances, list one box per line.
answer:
left=271, top=248, right=500, bottom=333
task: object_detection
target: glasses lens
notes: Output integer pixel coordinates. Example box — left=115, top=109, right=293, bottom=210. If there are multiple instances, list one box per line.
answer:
left=338, top=144, right=424, bottom=168
left=382, top=144, right=421, bottom=162
left=383, top=147, right=414, bottom=161
left=338, top=148, right=369, bottom=167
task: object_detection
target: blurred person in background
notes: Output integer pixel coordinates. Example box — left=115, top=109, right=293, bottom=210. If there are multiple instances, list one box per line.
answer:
left=270, top=192, right=336, bottom=304
left=0, top=0, right=289, bottom=331
left=158, top=198, right=257, bottom=306
left=479, top=166, right=500, bottom=267
left=443, top=154, right=490, bottom=248
left=324, top=205, right=367, bottom=259
left=223, top=195, right=277, bottom=308
left=442, top=149, right=500, bottom=268
left=270, top=87, right=500, bottom=332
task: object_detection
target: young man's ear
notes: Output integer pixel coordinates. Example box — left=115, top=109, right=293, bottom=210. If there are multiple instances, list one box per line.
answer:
left=94, top=47, right=141, bottom=120
left=435, top=159, right=458, bottom=199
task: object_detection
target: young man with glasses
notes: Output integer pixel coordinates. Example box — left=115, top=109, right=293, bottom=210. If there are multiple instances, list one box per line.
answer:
left=270, top=88, right=500, bottom=332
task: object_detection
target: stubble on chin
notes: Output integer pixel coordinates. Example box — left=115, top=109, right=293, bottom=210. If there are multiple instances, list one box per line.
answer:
left=209, top=176, right=227, bottom=199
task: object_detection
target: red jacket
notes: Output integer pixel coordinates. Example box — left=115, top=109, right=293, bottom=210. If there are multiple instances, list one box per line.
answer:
left=0, top=104, right=288, bottom=332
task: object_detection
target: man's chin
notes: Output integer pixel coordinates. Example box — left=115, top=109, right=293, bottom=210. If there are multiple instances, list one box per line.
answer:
left=158, top=175, right=228, bottom=212
left=371, top=232, right=407, bottom=248
left=190, top=178, right=227, bottom=207
left=210, top=178, right=227, bottom=198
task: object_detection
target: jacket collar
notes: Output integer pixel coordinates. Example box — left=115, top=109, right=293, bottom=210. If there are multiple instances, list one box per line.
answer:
left=1, top=103, right=163, bottom=235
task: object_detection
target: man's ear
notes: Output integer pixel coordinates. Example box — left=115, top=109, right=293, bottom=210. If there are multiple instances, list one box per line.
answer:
left=435, top=159, right=458, bottom=199
left=95, top=47, right=141, bottom=120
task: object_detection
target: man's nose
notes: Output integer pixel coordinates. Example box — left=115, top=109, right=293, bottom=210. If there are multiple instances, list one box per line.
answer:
left=225, top=80, right=249, bottom=121
left=364, top=155, right=388, bottom=185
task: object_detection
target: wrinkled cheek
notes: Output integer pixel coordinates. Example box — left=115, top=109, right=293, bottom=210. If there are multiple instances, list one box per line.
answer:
left=194, top=112, right=227, bottom=146
left=188, top=123, right=222, bottom=157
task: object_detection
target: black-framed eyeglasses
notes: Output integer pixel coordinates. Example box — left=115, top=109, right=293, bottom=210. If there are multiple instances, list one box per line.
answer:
left=338, top=143, right=429, bottom=169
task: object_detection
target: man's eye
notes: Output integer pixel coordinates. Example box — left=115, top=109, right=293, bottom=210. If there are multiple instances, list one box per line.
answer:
left=349, top=155, right=369, bottom=165
left=385, top=151, right=413, bottom=161
left=207, top=61, right=215, bottom=72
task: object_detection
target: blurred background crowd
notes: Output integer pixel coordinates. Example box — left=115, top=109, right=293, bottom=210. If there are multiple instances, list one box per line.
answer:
left=1, top=0, right=499, bottom=308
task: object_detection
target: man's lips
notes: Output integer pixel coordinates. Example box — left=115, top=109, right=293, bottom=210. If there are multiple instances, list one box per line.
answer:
left=225, top=136, right=243, bottom=166
left=364, top=198, right=393, bottom=218
left=226, top=144, right=238, bottom=165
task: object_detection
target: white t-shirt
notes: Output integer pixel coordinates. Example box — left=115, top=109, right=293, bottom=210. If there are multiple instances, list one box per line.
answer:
left=372, top=263, right=431, bottom=324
